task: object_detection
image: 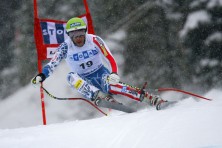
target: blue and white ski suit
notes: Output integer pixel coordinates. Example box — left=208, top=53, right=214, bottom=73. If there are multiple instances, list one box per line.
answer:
left=42, top=34, right=118, bottom=100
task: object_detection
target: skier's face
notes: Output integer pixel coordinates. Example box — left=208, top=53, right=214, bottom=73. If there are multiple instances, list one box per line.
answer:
left=73, top=35, right=85, bottom=47
left=69, top=30, right=86, bottom=47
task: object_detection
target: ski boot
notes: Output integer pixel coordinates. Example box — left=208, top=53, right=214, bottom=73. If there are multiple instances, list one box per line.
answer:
left=92, top=91, right=121, bottom=106
left=141, top=92, right=167, bottom=110
left=139, top=82, right=167, bottom=110
left=150, top=94, right=169, bottom=110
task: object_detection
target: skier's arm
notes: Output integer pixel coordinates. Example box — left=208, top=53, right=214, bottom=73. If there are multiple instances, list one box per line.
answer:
left=42, top=42, right=68, bottom=78
left=31, top=42, right=68, bottom=84
left=93, top=36, right=120, bottom=84
left=93, top=36, right=118, bottom=74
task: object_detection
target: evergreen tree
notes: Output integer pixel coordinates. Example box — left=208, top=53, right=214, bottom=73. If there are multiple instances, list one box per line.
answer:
left=90, top=0, right=149, bottom=35
left=0, top=0, right=22, bottom=99
left=123, top=1, right=186, bottom=88
left=181, top=0, right=222, bottom=89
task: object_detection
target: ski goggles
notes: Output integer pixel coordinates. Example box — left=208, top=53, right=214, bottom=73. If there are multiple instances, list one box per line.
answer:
left=68, top=29, right=86, bottom=38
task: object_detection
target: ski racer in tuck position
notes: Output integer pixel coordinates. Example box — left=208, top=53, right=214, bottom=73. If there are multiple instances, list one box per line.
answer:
left=31, top=17, right=166, bottom=110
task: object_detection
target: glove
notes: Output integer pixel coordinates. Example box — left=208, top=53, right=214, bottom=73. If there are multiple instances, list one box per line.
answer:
left=31, top=73, right=46, bottom=85
left=108, top=73, right=120, bottom=85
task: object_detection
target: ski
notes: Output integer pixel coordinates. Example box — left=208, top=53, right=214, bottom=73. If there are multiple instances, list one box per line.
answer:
left=156, top=100, right=177, bottom=110
left=95, top=99, right=136, bottom=113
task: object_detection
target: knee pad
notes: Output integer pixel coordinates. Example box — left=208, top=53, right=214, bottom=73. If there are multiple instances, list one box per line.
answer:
left=67, top=72, right=99, bottom=100
left=67, top=72, right=83, bottom=89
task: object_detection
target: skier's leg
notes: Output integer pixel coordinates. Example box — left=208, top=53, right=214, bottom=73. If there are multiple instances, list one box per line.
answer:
left=83, top=66, right=110, bottom=94
left=67, top=71, right=117, bottom=103
left=109, top=82, right=165, bottom=106
left=67, top=72, right=99, bottom=101
left=109, top=83, right=142, bottom=101
left=83, top=66, right=120, bottom=103
left=84, top=66, right=152, bottom=103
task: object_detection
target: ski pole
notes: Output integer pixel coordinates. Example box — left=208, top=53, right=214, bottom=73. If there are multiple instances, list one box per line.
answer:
left=41, top=86, right=108, bottom=116
left=157, top=88, right=212, bottom=101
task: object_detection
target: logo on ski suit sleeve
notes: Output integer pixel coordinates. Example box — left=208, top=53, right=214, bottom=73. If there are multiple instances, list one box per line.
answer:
left=95, top=37, right=108, bottom=56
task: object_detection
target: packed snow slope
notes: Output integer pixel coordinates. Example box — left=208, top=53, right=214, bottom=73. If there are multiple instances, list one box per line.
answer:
left=0, top=89, right=222, bottom=148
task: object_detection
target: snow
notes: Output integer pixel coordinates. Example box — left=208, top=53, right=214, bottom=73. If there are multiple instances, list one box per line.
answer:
left=190, top=0, right=208, bottom=8
left=207, top=0, right=222, bottom=8
left=0, top=89, right=222, bottom=148
left=200, top=59, right=219, bottom=67
left=190, top=0, right=222, bottom=9
left=205, top=32, right=222, bottom=45
left=108, top=30, right=126, bottom=41
left=180, top=10, right=211, bottom=37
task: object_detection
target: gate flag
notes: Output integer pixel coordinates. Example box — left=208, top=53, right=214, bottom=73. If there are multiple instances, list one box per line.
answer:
left=40, top=16, right=89, bottom=45
left=35, top=15, right=93, bottom=60
left=40, top=21, right=67, bottom=45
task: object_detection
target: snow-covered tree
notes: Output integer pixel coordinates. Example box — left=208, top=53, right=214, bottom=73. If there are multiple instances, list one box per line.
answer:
left=123, top=1, right=187, bottom=88
left=180, top=0, right=222, bottom=89
left=0, top=1, right=22, bottom=99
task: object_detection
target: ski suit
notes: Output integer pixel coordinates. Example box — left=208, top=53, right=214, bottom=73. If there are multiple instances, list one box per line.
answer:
left=42, top=33, right=142, bottom=101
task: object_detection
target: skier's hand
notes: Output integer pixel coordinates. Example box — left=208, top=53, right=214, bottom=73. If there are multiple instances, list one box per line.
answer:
left=108, top=73, right=120, bottom=85
left=31, top=73, right=46, bottom=85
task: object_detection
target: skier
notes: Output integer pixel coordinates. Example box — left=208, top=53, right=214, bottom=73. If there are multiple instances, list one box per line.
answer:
left=31, top=17, right=165, bottom=109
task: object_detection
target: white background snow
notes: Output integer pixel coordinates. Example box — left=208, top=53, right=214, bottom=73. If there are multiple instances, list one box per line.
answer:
left=0, top=89, right=222, bottom=148
left=0, top=30, right=222, bottom=147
